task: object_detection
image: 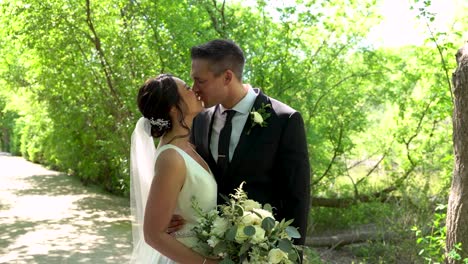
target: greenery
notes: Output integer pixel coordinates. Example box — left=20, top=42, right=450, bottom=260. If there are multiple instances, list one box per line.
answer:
left=1, top=0, right=467, bottom=261
left=412, top=204, right=468, bottom=264
left=192, top=183, right=301, bottom=263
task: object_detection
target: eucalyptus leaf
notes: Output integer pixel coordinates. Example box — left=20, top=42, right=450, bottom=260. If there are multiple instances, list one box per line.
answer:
left=278, top=238, right=293, bottom=252
left=235, top=204, right=244, bottom=216
left=262, top=217, right=276, bottom=232
left=263, top=203, right=273, bottom=212
left=244, top=225, right=256, bottom=236
left=286, top=226, right=301, bottom=238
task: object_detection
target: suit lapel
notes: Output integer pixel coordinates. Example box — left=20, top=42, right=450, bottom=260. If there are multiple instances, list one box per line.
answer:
left=207, top=105, right=219, bottom=164
left=198, top=106, right=218, bottom=171
left=229, top=90, right=271, bottom=171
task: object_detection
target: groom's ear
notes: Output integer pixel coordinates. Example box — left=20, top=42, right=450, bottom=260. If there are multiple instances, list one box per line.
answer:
left=223, top=70, right=233, bottom=85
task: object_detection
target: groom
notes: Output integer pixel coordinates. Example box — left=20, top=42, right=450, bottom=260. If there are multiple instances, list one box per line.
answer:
left=188, top=39, right=310, bottom=245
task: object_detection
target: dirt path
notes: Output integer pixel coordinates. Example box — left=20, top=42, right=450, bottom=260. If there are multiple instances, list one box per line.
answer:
left=0, top=153, right=132, bottom=263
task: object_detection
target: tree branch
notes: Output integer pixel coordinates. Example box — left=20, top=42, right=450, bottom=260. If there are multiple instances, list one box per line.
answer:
left=85, top=0, right=121, bottom=106
left=312, top=123, right=344, bottom=186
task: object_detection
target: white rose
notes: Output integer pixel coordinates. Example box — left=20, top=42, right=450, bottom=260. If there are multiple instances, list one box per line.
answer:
left=251, top=226, right=266, bottom=244
left=243, top=199, right=262, bottom=211
left=268, top=248, right=288, bottom=264
left=252, top=111, right=263, bottom=123
left=211, top=216, right=229, bottom=236
left=252, top=208, right=273, bottom=219
left=241, top=212, right=262, bottom=226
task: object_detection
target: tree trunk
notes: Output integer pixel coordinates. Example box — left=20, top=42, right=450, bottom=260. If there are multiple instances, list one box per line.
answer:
left=446, top=43, right=468, bottom=263
left=305, top=224, right=396, bottom=248
left=1, top=127, right=8, bottom=152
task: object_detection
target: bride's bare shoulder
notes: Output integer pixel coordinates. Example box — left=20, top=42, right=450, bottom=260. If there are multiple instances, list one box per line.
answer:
left=155, top=147, right=186, bottom=174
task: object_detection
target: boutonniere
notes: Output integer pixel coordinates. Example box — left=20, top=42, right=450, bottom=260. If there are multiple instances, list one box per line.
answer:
left=247, top=103, right=271, bottom=135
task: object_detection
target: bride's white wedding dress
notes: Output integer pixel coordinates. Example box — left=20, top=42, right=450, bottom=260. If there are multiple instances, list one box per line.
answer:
left=130, top=120, right=217, bottom=264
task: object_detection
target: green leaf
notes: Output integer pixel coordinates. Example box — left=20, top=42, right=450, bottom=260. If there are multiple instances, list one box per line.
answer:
left=235, top=204, right=244, bottom=216
left=278, top=238, right=293, bottom=252
left=261, top=217, right=276, bottom=232
left=263, top=203, right=272, bottom=212
left=244, top=225, right=256, bottom=236
left=288, top=248, right=299, bottom=261
left=284, top=219, right=294, bottom=226
left=213, top=241, right=227, bottom=255
left=226, top=226, right=237, bottom=241
left=220, top=259, right=235, bottom=264
left=239, top=242, right=252, bottom=255
left=286, top=226, right=301, bottom=239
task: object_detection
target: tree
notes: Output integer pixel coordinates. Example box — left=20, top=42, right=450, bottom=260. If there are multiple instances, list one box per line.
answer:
left=0, top=0, right=457, bottom=206
left=446, top=43, right=468, bottom=262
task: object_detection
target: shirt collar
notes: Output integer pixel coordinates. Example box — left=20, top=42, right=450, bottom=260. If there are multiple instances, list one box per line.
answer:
left=219, top=85, right=257, bottom=115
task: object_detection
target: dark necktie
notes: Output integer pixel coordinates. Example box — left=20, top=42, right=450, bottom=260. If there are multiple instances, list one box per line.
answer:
left=217, top=110, right=236, bottom=175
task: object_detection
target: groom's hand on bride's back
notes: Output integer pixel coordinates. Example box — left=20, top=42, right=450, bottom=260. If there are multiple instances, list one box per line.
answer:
left=167, top=214, right=185, bottom=234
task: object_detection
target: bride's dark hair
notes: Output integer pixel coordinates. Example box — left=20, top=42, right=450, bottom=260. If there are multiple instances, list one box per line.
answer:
left=137, top=74, right=190, bottom=139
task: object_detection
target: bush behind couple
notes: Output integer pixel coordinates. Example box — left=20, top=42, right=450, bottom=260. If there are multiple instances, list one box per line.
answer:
left=130, top=39, right=310, bottom=263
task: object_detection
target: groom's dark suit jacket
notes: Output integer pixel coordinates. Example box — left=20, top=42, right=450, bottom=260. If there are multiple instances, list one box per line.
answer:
left=191, top=89, right=310, bottom=245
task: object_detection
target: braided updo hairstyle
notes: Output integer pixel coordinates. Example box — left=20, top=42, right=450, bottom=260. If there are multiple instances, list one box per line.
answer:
left=137, top=74, right=188, bottom=138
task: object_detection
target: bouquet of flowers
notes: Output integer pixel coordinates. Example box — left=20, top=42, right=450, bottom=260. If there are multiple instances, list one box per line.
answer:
left=191, top=183, right=302, bottom=264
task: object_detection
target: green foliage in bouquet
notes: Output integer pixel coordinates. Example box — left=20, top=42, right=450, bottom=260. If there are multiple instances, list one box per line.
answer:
left=191, top=183, right=301, bottom=264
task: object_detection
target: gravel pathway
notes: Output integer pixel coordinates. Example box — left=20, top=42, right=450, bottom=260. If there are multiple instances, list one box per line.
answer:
left=0, top=153, right=132, bottom=263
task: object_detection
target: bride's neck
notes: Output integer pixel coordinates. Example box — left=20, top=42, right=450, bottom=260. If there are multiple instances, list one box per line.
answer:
left=160, top=117, right=193, bottom=146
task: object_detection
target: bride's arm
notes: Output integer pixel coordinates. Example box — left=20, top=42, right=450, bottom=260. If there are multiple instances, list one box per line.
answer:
left=143, top=149, right=216, bottom=264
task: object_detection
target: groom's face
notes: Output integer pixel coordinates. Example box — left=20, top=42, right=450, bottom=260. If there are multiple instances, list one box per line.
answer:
left=191, top=59, right=228, bottom=108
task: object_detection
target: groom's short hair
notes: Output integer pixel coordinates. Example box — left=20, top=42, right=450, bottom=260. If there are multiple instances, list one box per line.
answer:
left=190, top=39, right=245, bottom=81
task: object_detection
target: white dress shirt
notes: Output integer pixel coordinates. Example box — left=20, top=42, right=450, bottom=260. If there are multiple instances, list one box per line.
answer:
left=210, top=86, right=258, bottom=162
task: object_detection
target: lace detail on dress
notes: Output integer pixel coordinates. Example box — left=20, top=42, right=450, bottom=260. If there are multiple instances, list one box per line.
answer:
left=172, top=230, right=195, bottom=238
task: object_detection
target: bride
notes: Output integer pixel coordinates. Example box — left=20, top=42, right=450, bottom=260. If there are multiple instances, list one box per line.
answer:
left=130, top=74, right=218, bottom=263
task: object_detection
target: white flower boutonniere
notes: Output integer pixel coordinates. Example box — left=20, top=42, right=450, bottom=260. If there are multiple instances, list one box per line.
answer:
left=247, top=103, right=271, bottom=135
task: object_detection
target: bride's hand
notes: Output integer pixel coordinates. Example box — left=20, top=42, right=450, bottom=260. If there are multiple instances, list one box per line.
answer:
left=166, top=214, right=185, bottom=234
